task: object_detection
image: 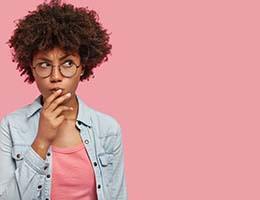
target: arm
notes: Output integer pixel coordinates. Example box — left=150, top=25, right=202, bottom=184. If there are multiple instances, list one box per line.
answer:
left=111, top=124, right=128, bottom=200
left=0, top=116, right=48, bottom=200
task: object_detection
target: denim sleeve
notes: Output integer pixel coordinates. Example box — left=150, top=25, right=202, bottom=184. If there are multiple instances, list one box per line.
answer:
left=0, top=116, right=47, bottom=200
left=111, top=123, right=128, bottom=200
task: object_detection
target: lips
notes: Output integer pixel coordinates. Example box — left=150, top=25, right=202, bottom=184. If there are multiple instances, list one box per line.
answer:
left=50, top=88, right=63, bottom=93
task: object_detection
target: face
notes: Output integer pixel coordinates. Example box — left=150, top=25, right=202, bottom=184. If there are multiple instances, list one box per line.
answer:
left=31, top=47, right=84, bottom=103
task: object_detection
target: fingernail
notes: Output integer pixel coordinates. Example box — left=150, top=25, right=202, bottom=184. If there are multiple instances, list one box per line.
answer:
left=57, top=89, right=62, bottom=93
left=66, top=93, right=71, bottom=96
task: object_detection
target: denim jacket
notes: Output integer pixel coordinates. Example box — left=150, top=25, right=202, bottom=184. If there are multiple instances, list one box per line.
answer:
left=0, top=94, right=127, bottom=200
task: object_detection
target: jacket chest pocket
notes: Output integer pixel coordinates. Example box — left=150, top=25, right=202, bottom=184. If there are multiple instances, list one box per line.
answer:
left=11, top=145, right=29, bottom=168
left=98, top=153, right=113, bottom=185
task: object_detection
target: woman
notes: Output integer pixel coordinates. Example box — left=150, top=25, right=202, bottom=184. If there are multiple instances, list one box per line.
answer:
left=0, top=0, right=127, bottom=199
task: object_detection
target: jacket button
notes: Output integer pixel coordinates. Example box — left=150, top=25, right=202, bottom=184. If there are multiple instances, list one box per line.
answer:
left=94, top=162, right=97, bottom=166
left=37, top=185, right=42, bottom=189
left=97, top=184, right=101, bottom=189
left=47, top=174, right=51, bottom=178
left=84, top=139, right=89, bottom=144
left=16, top=154, right=21, bottom=159
left=45, top=199, right=49, bottom=200
left=47, top=152, right=51, bottom=156
left=44, top=166, right=48, bottom=170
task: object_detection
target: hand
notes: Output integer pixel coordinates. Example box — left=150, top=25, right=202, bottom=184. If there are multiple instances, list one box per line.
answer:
left=36, top=89, right=73, bottom=145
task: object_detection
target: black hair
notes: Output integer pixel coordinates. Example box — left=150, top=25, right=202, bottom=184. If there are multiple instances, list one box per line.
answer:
left=7, top=0, right=112, bottom=83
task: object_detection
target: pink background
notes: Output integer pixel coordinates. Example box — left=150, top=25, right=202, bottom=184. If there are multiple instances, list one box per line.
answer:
left=1, top=0, right=260, bottom=199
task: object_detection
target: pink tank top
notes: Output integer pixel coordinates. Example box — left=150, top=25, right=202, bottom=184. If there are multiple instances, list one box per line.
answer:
left=50, top=143, right=97, bottom=200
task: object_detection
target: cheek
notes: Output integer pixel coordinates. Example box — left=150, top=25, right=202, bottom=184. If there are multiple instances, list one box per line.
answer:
left=67, top=79, right=80, bottom=92
left=35, top=82, right=45, bottom=94
left=34, top=79, right=49, bottom=95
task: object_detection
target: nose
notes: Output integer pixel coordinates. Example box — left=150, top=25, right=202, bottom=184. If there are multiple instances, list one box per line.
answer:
left=49, top=65, right=62, bottom=82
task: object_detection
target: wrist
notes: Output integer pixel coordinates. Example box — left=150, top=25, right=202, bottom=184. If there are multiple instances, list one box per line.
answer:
left=33, top=135, right=51, bottom=147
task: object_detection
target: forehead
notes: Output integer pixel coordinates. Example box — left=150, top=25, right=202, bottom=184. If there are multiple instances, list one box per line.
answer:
left=33, top=47, right=79, bottom=58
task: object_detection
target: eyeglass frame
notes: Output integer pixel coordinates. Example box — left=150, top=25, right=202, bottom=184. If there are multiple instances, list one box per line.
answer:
left=31, top=60, right=82, bottom=78
left=31, top=45, right=90, bottom=78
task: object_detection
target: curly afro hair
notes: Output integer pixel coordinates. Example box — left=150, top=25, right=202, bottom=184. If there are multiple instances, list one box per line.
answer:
left=7, top=0, right=112, bottom=84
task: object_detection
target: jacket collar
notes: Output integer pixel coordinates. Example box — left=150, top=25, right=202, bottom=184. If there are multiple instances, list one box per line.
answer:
left=26, top=93, right=92, bottom=127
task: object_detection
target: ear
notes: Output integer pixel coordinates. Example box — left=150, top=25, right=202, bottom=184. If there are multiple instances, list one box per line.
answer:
left=80, top=66, right=85, bottom=76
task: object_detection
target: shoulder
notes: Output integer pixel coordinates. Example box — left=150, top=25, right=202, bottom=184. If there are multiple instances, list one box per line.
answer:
left=0, top=105, right=33, bottom=144
left=1, top=104, right=31, bottom=128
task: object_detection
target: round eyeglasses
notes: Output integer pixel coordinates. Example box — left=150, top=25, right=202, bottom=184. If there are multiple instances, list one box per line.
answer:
left=32, top=60, right=81, bottom=78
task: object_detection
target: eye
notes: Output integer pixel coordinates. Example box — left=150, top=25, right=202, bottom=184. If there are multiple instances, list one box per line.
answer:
left=62, top=60, right=75, bottom=68
left=38, top=62, right=51, bottom=68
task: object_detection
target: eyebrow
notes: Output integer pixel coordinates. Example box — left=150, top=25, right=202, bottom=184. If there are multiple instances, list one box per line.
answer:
left=36, top=54, right=74, bottom=62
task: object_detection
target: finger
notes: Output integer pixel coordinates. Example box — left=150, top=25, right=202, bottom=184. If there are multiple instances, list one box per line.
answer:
left=52, top=105, right=73, bottom=118
left=43, top=89, right=63, bottom=109
left=47, top=92, right=72, bottom=112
